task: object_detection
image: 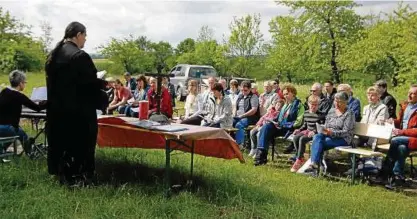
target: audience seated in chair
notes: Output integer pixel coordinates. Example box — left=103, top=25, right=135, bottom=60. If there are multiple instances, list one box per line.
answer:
left=290, top=95, right=325, bottom=173
left=272, top=78, right=284, bottom=99
left=353, top=86, right=389, bottom=147
left=219, top=79, right=229, bottom=95
left=163, top=77, right=176, bottom=108
left=125, top=75, right=150, bottom=117
left=201, top=83, right=233, bottom=128
left=0, top=70, right=47, bottom=154
left=228, top=79, right=240, bottom=116
left=259, top=81, right=278, bottom=116
left=124, top=72, right=137, bottom=94
left=107, top=79, right=132, bottom=114
left=200, top=77, right=216, bottom=120
left=375, top=79, right=397, bottom=119
left=304, top=82, right=332, bottom=116
left=384, top=84, right=417, bottom=189
left=254, top=84, right=305, bottom=166
left=249, top=99, right=284, bottom=157
left=337, top=84, right=361, bottom=122
left=147, top=77, right=172, bottom=118
left=324, top=80, right=337, bottom=103
left=233, top=81, right=260, bottom=149
left=181, top=80, right=204, bottom=125
left=304, top=92, right=355, bottom=175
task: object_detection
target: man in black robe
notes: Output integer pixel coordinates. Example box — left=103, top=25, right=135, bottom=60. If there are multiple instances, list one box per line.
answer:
left=45, top=22, right=108, bottom=186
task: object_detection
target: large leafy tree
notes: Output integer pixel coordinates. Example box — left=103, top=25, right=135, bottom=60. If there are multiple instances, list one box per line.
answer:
left=0, top=7, right=45, bottom=73
left=227, top=14, right=264, bottom=77
left=150, top=41, right=173, bottom=73
left=277, top=0, right=363, bottom=83
left=99, top=35, right=154, bottom=73
left=340, top=3, right=417, bottom=86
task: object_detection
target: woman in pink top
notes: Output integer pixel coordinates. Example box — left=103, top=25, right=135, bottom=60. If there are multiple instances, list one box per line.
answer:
left=249, top=99, right=285, bottom=157
left=107, top=79, right=132, bottom=114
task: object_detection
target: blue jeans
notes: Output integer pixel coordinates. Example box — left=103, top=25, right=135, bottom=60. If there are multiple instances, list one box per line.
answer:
left=310, top=133, right=347, bottom=164
left=118, top=105, right=128, bottom=114
left=124, top=105, right=132, bottom=116
left=257, top=123, right=290, bottom=151
left=388, top=136, right=410, bottom=176
left=233, top=118, right=249, bottom=145
left=0, top=125, right=28, bottom=150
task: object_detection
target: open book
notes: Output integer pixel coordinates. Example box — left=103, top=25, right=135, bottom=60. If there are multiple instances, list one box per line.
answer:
left=30, top=87, right=47, bottom=101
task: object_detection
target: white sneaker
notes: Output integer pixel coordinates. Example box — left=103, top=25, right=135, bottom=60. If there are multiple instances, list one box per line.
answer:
left=248, top=149, right=257, bottom=157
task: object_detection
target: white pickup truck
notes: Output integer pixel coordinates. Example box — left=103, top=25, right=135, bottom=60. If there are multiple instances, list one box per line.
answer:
left=169, top=64, right=218, bottom=101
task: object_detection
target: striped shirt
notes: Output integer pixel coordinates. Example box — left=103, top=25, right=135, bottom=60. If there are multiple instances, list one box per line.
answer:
left=300, top=112, right=324, bottom=132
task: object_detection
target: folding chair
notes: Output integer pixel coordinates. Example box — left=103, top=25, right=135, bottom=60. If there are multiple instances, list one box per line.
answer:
left=0, top=136, right=20, bottom=159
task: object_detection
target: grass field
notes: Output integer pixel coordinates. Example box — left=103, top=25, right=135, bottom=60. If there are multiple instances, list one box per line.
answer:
left=0, top=72, right=416, bottom=218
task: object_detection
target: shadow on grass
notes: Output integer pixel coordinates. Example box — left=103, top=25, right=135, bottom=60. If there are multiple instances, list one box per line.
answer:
left=94, top=155, right=283, bottom=207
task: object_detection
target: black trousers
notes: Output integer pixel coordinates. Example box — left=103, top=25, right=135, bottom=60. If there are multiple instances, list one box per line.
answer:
left=47, top=111, right=97, bottom=180
left=180, top=116, right=202, bottom=126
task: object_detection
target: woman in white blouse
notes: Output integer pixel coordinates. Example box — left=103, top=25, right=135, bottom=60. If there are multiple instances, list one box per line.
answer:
left=228, top=79, right=240, bottom=116
left=181, top=80, right=204, bottom=125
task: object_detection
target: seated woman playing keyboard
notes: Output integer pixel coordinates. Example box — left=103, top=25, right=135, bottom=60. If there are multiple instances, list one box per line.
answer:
left=0, top=70, right=46, bottom=154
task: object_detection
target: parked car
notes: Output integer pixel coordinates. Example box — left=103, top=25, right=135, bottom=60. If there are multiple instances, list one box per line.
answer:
left=169, top=64, right=218, bottom=101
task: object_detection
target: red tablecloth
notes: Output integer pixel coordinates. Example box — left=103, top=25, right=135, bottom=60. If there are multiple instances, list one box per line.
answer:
left=96, top=116, right=245, bottom=163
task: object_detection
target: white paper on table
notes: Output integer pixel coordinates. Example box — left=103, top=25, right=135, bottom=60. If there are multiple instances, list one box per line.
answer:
left=30, top=87, right=47, bottom=101
left=97, top=70, right=107, bottom=79
left=316, top=123, right=325, bottom=134
left=130, top=107, right=139, bottom=113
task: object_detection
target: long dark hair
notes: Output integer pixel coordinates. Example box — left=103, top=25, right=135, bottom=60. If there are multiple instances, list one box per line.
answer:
left=46, top=21, right=86, bottom=66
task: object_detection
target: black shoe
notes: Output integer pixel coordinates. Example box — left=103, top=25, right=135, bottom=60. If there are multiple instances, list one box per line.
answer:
left=288, top=155, right=296, bottom=163
left=385, top=175, right=406, bottom=190
left=283, top=143, right=295, bottom=154
left=254, top=149, right=268, bottom=166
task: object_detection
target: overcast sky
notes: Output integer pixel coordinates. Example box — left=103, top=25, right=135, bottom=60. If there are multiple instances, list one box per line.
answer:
left=2, top=0, right=416, bottom=53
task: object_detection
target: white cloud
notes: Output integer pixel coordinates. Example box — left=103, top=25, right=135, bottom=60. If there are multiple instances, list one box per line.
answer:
left=1, top=0, right=416, bottom=53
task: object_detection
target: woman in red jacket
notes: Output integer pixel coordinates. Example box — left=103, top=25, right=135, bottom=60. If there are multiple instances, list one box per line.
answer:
left=385, top=84, right=417, bottom=189
left=147, top=77, right=173, bottom=118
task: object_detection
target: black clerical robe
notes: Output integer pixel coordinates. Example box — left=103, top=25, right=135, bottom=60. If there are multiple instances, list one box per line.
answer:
left=45, top=41, right=107, bottom=181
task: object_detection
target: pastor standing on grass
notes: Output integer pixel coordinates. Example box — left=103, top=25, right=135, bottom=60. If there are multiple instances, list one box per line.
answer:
left=45, top=21, right=108, bottom=186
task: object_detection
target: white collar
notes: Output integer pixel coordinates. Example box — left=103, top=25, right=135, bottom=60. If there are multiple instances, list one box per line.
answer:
left=7, top=86, right=19, bottom=92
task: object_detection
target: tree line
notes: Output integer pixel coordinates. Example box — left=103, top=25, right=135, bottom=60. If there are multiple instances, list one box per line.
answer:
left=1, top=1, right=417, bottom=87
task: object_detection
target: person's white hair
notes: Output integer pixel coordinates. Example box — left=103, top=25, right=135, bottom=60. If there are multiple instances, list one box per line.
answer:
left=9, top=70, right=26, bottom=87
left=263, top=81, right=272, bottom=86
left=337, top=84, right=352, bottom=94
left=312, top=82, right=322, bottom=91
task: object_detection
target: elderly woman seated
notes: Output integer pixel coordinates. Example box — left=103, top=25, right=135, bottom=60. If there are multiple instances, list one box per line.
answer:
left=201, top=83, right=233, bottom=128
left=254, top=84, right=305, bottom=166
left=353, top=86, right=388, bottom=147
left=181, top=80, right=204, bottom=125
left=125, top=75, right=150, bottom=117
left=147, top=77, right=172, bottom=118
left=305, top=91, right=355, bottom=174
left=107, top=79, right=132, bottom=114
left=0, top=70, right=46, bottom=154
left=337, top=84, right=361, bottom=122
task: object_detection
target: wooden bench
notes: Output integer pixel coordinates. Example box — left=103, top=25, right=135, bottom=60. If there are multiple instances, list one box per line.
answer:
left=334, top=122, right=392, bottom=184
